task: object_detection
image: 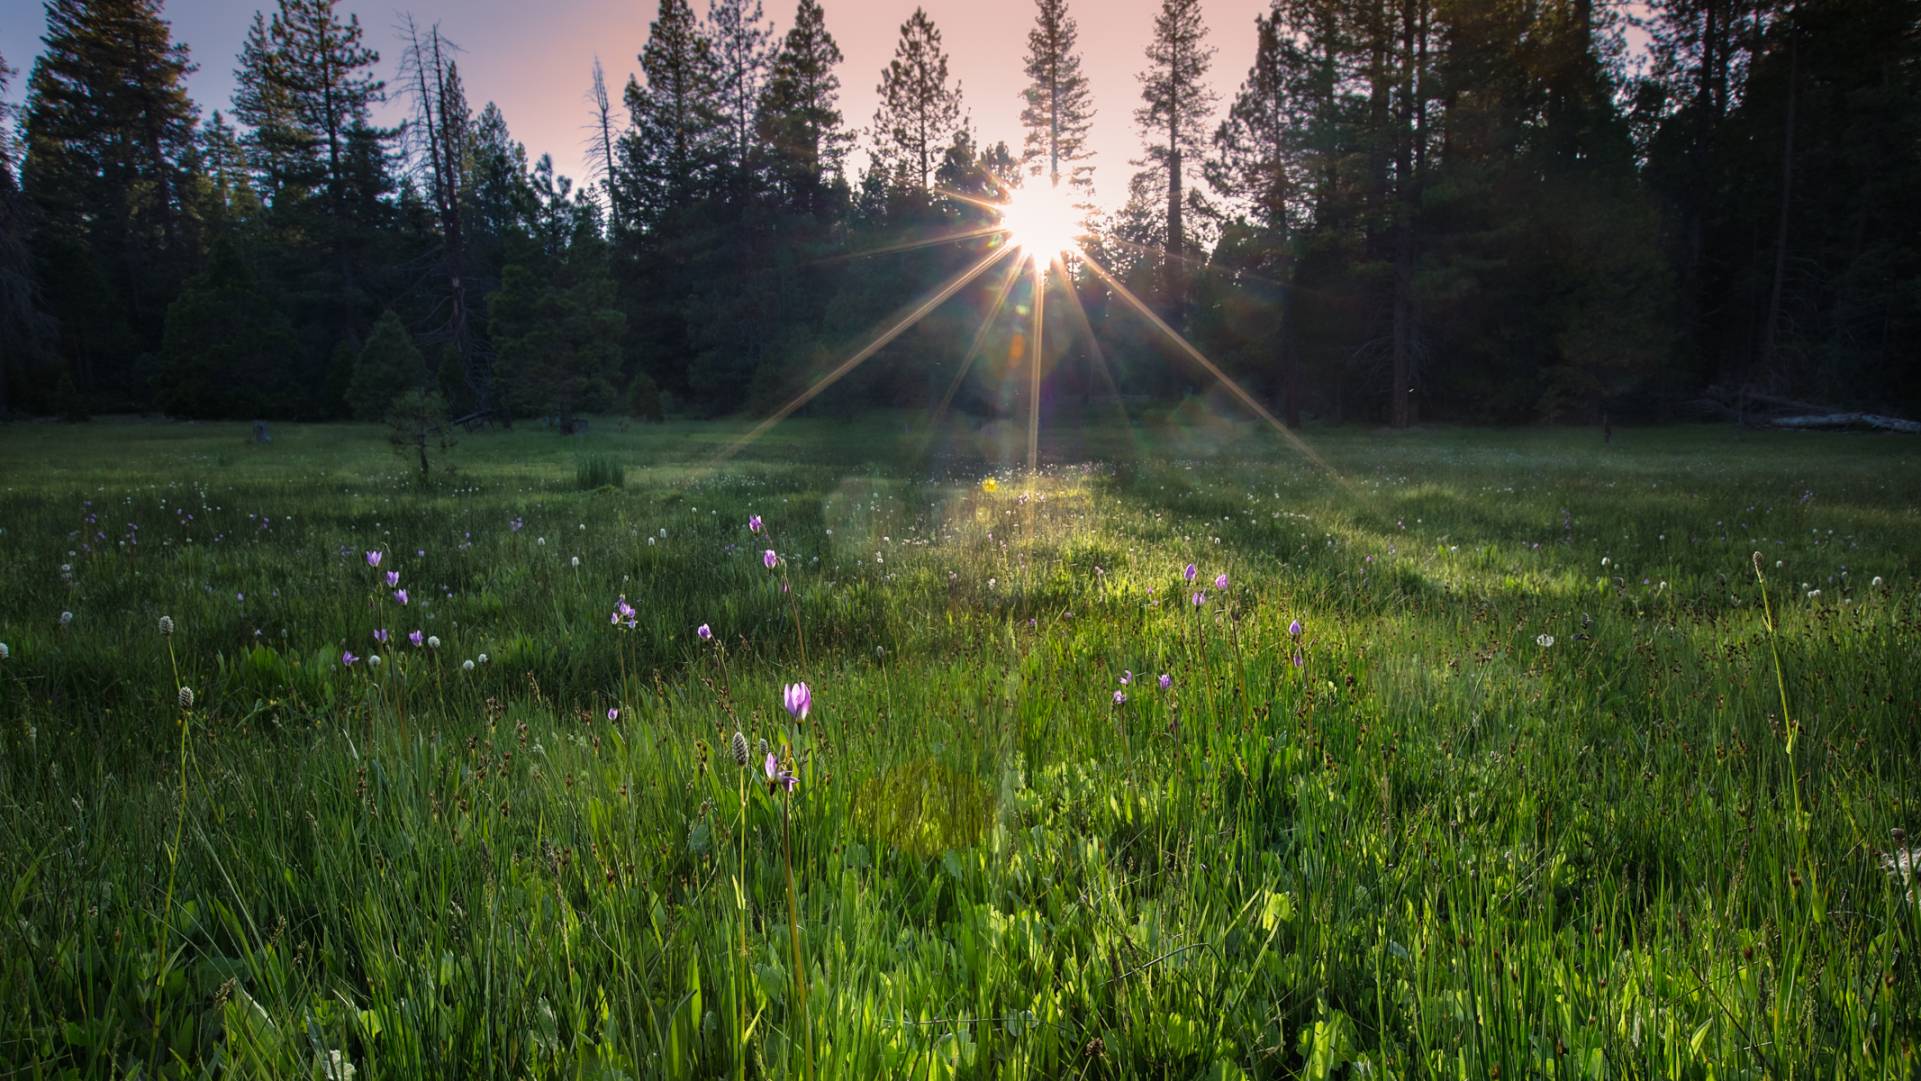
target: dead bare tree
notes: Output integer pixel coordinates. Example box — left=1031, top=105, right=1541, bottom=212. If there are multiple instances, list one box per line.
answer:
left=585, top=57, right=624, bottom=234
left=396, top=16, right=484, bottom=407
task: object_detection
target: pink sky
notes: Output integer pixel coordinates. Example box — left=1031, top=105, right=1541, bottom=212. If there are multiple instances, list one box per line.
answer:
left=3, top=0, right=1268, bottom=213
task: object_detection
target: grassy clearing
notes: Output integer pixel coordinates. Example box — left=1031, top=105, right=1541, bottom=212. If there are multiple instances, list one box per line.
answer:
left=0, top=416, right=1917, bottom=1078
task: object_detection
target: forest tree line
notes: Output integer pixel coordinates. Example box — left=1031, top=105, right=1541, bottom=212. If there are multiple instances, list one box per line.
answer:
left=0, top=0, right=1916, bottom=428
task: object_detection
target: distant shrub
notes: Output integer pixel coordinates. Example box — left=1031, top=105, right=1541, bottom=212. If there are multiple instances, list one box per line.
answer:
left=627, top=371, right=664, bottom=422
left=575, top=455, right=624, bottom=490
left=387, top=388, right=453, bottom=483
left=348, top=311, right=427, bottom=421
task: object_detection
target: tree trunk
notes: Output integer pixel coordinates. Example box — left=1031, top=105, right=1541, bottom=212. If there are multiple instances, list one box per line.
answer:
left=1761, top=32, right=1796, bottom=387
left=1389, top=0, right=1419, bottom=429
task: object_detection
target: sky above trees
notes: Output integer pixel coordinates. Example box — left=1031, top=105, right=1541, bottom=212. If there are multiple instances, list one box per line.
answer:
left=0, top=0, right=1282, bottom=212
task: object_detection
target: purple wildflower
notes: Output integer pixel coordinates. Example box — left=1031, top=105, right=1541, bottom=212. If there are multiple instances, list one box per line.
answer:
left=1214, top=573, right=1229, bottom=590
left=1113, top=689, right=1127, bottom=705
left=1158, top=673, right=1172, bottom=690
left=366, top=550, right=383, bottom=568
left=1288, top=619, right=1303, bottom=638
left=408, top=630, right=423, bottom=648
left=385, top=570, right=399, bottom=588
left=1192, top=590, right=1206, bottom=607
left=1183, top=563, right=1198, bottom=582
left=1120, top=670, right=1133, bottom=685
left=341, top=650, right=358, bottom=667
left=764, top=752, right=798, bottom=793
left=748, top=515, right=763, bottom=534
left=607, top=707, right=620, bottom=722
left=783, top=681, right=811, bottom=721
left=373, top=628, right=388, bottom=643
left=763, top=549, right=778, bottom=570
left=393, top=589, right=409, bottom=606
left=697, top=623, right=713, bottom=641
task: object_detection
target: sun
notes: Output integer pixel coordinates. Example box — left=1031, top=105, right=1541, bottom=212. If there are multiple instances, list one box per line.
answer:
left=997, top=182, right=1081, bottom=270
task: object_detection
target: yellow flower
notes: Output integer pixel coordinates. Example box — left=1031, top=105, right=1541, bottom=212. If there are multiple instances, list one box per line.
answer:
left=981, top=478, right=999, bottom=494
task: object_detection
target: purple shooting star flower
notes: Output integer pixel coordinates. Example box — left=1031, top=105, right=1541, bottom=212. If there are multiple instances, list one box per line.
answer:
left=782, top=682, right=811, bottom=721
left=764, top=752, right=798, bottom=793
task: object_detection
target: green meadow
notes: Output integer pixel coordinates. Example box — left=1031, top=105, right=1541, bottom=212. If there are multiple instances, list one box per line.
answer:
left=0, top=417, right=1917, bottom=1078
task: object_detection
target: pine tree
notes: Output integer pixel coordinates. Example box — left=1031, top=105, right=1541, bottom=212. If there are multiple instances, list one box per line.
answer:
left=229, top=0, right=387, bottom=340
left=706, top=0, right=774, bottom=187
left=347, top=309, right=427, bottom=420
left=22, top=0, right=200, bottom=403
left=1018, top=0, right=1095, bottom=192
left=490, top=234, right=624, bottom=429
left=195, top=111, right=261, bottom=229
left=232, top=11, right=306, bottom=197
left=872, top=8, right=964, bottom=193
left=757, top=0, right=849, bottom=215
left=1131, top=0, right=1217, bottom=325
left=1212, top=11, right=1300, bottom=233
left=158, top=238, right=300, bottom=417
left=0, top=52, right=56, bottom=418
left=621, top=0, right=725, bottom=226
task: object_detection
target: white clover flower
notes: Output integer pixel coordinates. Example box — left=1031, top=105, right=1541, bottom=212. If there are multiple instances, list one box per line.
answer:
left=462, top=659, right=475, bottom=672
left=1536, top=634, right=1555, bottom=648
left=159, top=615, right=174, bottom=636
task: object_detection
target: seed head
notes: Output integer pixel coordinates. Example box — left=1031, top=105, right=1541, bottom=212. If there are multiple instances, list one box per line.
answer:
left=731, top=731, right=750, bottom=767
left=0, top=642, right=9, bottom=660
left=159, top=615, right=174, bottom=636
left=177, top=686, right=194, bottom=709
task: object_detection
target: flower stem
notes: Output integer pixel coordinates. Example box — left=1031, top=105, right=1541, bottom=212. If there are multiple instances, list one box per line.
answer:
left=781, top=791, right=813, bottom=1081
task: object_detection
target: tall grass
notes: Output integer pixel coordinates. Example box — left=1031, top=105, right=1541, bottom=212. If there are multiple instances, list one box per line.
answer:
left=0, top=418, right=1916, bottom=1077
left=575, top=453, right=625, bottom=490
